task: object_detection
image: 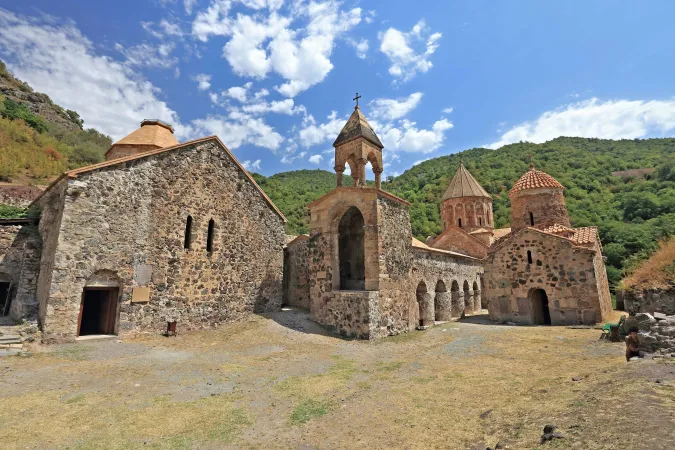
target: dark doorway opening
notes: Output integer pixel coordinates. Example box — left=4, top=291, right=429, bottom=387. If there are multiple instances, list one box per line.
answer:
left=0, top=281, right=12, bottom=316
left=338, top=206, right=365, bottom=290
left=531, top=289, right=551, bottom=325
left=78, top=288, right=119, bottom=336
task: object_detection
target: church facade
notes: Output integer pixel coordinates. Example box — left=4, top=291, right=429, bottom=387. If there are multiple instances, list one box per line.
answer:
left=1, top=107, right=612, bottom=342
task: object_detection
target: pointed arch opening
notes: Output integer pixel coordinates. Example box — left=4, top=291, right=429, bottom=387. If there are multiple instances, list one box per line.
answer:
left=434, top=280, right=450, bottom=321
left=338, top=206, right=365, bottom=290
left=184, top=215, right=193, bottom=249
left=530, top=289, right=551, bottom=325
left=206, top=219, right=215, bottom=252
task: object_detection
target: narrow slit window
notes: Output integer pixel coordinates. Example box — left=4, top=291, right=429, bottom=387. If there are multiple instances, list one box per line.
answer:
left=529, top=212, right=535, bottom=226
left=458, top=218, right=462, bottom=228
left=479, top=217, right=482, bottom=226
left=527, top=250, right=533, bottom=264
left=206, top=219, right=215, bottom=252
left=184, top=215, right=193, bottom=249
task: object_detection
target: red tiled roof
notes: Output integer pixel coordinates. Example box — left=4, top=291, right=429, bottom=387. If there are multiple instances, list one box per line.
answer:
left=510, top=164, right=564, bottom=195
left=572, top=226, right=599, bottom=245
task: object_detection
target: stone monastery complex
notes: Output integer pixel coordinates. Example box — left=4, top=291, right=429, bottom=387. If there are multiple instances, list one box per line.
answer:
left=0, top=105, right=612, bottom=342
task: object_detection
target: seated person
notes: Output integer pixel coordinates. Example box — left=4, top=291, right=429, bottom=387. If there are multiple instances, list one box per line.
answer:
left=625, top=326, right=640, bottom=361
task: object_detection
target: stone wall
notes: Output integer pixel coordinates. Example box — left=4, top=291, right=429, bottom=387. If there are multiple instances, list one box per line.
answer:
left=0, top=185, right=44, bottom=207
left=39, top=140, right=285, bottom=342
left=623, top=288, right=675, bottom=316
left=284, top=235, right=310, bottom=309
left=625, top=313, right=675, bottom=355
left=510, top=188, right=570, bottom=233
left=0, top=223, right=41, bottom=320
left=485, top=229, right=610, bottom=325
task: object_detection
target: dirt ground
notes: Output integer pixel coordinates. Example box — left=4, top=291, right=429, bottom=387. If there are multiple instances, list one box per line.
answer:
left=1, top=309, right=674, bottom=450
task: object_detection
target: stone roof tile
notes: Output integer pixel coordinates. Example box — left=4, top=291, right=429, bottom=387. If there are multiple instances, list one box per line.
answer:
left=332, top=107, right=383, bottom=149
left=442, top=161, right=491, bottom=200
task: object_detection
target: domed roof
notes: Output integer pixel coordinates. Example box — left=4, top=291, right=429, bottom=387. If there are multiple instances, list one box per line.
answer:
left=510, top=164, right=564, bottom=195
left=105, top=119, right=178, bottom=158
left=442, top=161, right=491, bottom=200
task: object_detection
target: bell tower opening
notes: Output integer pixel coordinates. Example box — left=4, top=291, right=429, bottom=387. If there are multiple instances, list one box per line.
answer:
left=338, top=207, right=365, bottom=290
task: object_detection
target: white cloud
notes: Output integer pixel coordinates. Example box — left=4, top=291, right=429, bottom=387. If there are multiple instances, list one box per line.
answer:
left=241, top=159, right=262, bottom=171
left=348, top=38, right=369, bottom=59
left=281, top=151, right=307, bottom=164
left=184, top=0, right=198, bottom=15
left=442, top=107, right=453, bottom=114
left=413, top=158, right=430, bottom=166
left=192, top=0, right=363, bottom=97
left=488, top=97, right=675, bottom=149
left=379, top=19, right=441, bottom=82
left=365, top=10, right=376, bottom=24
left=374, top=118, right=453, bottom=153
left=298, top=111, right=346, bottom=147
left=308, top=154, right=323, bottom=164
left=160, top=19, right=184, bottom=37
left=242, top=98, right=306, bottom=115
left=192, top=112, right=284, bottom=151
left=0, top=9, right=183, bottom=141
left=193, top=73, right=212, bottom=91
left=369, top=92, right=423, bottom=121
left=114, top=42, right=178, bottom=68
left=224, top=82, right=253, bottom=102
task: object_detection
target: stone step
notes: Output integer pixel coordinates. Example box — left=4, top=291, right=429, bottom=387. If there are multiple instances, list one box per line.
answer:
left=0, top=336, right=22, bottom=344
left=0, top=343, right=23, bottom=349
left=0, top=348, right=22, bottom=357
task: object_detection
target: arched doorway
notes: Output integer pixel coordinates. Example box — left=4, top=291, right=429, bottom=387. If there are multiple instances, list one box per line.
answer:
left=463, top=280, right=471, bottom=315
left=0, top=272, right=12, bottom=316
left=473, top=281, right=481, bottom=312
left=530, top=289, right=551, bottom=325
left=78, top=271, right=121, bottom=337
left=434, top=280, right=450, bottom=321
left=338, top=206, right=365, bottom=290
left=416, top=281, right=433, bottom=327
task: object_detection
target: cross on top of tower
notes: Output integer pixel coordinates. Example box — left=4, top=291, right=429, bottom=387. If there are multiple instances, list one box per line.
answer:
left=353, top=92, right=361, bottom=108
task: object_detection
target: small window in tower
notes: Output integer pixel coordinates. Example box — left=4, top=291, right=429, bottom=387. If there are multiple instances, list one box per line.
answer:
left=184, top=215, right=193, bottom=249
left=527, top=250, right=533, bottom=264
left=206, top=219, right=215, bottom=252
left=529, top=212, right=535, bottom=226
left=479, top=217, right=482, bottom=226
left=458, top=218, right=462, bottom=228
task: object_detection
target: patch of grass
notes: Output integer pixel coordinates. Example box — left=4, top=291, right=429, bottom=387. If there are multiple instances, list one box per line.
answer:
left=51, top=345, right=93, bottom=361
left=275, top=356, right=357, bottom=398
left=290, top=398, right=333, bottom=425
left=376, top=361, right=405, bottom=372
left=64, top=394, right=86, bottom=404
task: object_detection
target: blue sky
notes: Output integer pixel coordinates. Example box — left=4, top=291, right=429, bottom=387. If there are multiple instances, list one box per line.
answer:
left=2, top=1, right=675, bottom=178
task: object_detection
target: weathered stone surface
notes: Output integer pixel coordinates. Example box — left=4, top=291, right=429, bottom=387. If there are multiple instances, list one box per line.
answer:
left=485, top=228, right=611, bottom=325
left=0, top=223, right=41, bottom=321
left=284, top=235, right=309, bottom=309
left=624, top=288, right=675, bottom=316
left=33, top=140, right=285, bottom=342
left=626, top=313, right=675, bottom=353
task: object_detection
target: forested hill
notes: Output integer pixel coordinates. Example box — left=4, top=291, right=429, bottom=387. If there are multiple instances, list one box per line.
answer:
left=253, top=137, right=675, bottom=290
left=0, top=60, right=111, bottom=183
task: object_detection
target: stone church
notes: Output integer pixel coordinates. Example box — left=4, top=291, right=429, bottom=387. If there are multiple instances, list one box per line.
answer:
left=0, top=105, right=612, bottom=342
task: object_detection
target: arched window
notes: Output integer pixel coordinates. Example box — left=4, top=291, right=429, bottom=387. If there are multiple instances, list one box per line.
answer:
left=184, top=215, right=193, bottom=249
left=527, top=250, right=533, bottom=264
left=206, top=219, right=215, bottom=252
left=529, top=212, right=535, bottom=226
left=458, top=218, right=462, bottom=228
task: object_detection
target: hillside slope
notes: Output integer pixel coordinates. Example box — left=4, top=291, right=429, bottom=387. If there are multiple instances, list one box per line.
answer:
left=0, top=60, right=111, bottom=183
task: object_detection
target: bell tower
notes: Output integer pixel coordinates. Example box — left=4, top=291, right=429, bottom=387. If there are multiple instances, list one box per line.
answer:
left=332, top=93, right=384, bottom=189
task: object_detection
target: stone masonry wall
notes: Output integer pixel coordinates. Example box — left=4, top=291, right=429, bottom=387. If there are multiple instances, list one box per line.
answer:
left=284, top=236, right=310, bottom=309
left=624, top=288, right=675, bottom=316
left=0, top=223, right=41, bottom=321
left=485, top=229, right=608, bottom=325
left=431, top=227, right=488, bottom=259
left=625, top=313, right=675, bottom=355
left=510, top=188, right=570, bottom=233
left=40, top=140, right=285, bottom=342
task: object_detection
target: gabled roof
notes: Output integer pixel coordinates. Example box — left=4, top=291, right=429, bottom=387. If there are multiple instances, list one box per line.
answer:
left=332, top=106, right=384, bottom=149
left=510, top=164, right=564, bottom=195
left=429, top=225, right=490, bottom=256
left=31, top=136, right=287, bottom=223
left=442, top=161, right=491, bottom=200
left=489, top=225, right=597, bottom=254
left=412, top=236, right=480, bottom=260
left=105, top=119, right=178, bottom=157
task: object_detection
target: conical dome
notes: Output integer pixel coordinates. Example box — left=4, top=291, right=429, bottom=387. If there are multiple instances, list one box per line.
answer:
left=443, top=161, right=491, bottom=200
left=332, top=106, right=383, bottom=149
left=510, top=164, right=564, bottom=195
left=105, top=119, right=179, bottom=161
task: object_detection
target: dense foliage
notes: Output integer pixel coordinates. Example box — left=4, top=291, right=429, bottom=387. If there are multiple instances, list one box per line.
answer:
left=254, top=137, right=675, bottom=291
left=0, top=204, right=27, bottom=219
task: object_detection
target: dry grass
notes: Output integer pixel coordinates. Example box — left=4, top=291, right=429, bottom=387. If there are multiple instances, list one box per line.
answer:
left=623, top=238, right=675, bottom=290
left=1, top=312, right=673, bottom=449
